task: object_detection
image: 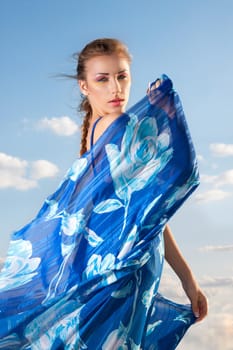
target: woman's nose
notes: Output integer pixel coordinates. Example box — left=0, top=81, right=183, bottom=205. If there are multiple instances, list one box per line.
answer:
left=111, top=78, right=121, bottom=94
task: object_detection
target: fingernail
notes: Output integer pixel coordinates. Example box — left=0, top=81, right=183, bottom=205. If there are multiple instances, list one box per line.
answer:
left=194, top=312, right=199, bottom=318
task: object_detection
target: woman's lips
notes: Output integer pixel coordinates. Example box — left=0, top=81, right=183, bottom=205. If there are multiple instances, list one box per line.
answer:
left=108, top=98, right=125, bottom=107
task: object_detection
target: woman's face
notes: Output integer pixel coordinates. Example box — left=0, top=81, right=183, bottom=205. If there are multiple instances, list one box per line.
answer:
left=79, top=54, right=131, bottom=119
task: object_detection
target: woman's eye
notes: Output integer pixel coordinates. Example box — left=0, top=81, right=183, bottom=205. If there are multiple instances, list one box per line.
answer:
left=118, top=74, right=127, bottom=80
left=97, top=77, right=108, bottom=82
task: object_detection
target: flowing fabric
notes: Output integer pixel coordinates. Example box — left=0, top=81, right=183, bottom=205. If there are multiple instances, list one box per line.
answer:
left=0, top=75, right=199, bottom=350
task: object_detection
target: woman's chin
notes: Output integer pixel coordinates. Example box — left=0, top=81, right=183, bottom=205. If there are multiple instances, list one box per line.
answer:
left=109, top=106, right=126, bottom=116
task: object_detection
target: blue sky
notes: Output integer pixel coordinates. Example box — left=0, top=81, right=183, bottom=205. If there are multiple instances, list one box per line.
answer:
left=0, top=1, right=233, bottom=348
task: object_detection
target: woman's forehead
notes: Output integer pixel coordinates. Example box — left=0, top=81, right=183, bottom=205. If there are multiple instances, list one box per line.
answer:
left=85, top=54, right=130, bottom=75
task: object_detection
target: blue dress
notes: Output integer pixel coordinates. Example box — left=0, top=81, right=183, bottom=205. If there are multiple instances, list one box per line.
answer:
left=0, top=75, right=199, bottom=349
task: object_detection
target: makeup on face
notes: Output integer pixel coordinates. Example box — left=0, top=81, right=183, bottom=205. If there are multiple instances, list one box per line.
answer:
left=80, top=55, right=131, bottom=119
left=95, top=70, right=129, bottom=83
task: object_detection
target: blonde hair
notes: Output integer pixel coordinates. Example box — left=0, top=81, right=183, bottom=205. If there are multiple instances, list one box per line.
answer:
left=76, top=38, right=132, bottom=156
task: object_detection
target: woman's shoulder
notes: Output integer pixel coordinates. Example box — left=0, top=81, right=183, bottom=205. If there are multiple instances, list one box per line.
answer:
left=91, top=114, right=120, bottom=145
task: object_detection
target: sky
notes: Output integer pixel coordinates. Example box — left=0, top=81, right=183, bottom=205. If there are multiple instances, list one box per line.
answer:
left=0, top=1, right=233, bottom=348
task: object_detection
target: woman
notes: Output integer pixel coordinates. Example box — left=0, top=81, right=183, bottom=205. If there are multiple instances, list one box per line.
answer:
left=0, top=38, right=207, bottom=349
left=77, top=37, right=207, bottom=321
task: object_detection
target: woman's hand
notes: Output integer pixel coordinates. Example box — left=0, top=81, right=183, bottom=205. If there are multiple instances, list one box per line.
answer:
left=182, top=278, right=208, bottom=322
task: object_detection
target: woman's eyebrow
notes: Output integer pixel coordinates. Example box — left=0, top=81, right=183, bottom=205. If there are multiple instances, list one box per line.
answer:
left=118, top=69, right=128, bottom=73
left=96, top=70, right=128, bottom=75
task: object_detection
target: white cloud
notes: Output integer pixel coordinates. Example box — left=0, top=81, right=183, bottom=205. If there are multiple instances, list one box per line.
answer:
left=199, top=276, right=233, bottom=288
left=30, top=160, right=59, bottom=180
left=200, top=174, right=217, bottom=184
left=199, top=245, right=233, bottom=253
left=210, top=143, right=233, bottom=157
left=0, top=153, right=37, bottom=190
left=197, top=169, right=233, bottom=202
left=217, top=169, right=233, bottom=186
left=201, top=169, right=233, bottom=187
left=0, top=152, right=59, bottom=191
left=195, top=189, right=231, bottom=202
left=0, top=152, right=27, bottom=171
left=178, top=312, right=233, bottom=350
left=38, top=116, right=79, bottom=136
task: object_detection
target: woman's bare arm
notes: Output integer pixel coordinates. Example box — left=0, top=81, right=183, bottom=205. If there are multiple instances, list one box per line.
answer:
left=164, top=224, right=208, bottom=322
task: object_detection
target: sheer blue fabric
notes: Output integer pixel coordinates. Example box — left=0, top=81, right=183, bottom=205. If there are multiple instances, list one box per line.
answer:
left=0, top=75, right=199, bottom=349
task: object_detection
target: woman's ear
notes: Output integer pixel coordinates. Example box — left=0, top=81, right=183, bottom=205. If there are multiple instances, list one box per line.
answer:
left=78, top=80, right=89, bottom=96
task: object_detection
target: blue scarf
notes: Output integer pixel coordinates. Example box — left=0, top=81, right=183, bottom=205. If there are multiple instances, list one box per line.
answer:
left=0, top=75, right=199, bottom=349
